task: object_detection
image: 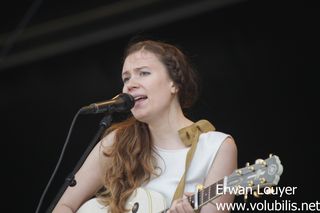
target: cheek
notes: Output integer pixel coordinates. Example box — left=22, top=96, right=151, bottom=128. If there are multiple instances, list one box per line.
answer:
left=122, top=85, right=128, bottom=93
left=152, top=82, right=173, bottom=100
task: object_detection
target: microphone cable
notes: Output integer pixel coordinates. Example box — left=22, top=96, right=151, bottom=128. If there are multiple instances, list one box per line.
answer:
left=35, top=109, right=82, bottom=213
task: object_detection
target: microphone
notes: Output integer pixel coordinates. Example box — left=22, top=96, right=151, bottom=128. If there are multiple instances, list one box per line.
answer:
left=79, top=93, right=134, bottom=114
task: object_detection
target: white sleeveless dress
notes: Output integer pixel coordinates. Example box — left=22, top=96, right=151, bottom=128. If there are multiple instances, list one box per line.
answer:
left=77, top=131, right=229, bottom=212
left=143, top=131, right=229, bottom=207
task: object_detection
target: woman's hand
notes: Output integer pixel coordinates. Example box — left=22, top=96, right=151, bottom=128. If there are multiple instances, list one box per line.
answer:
left=167, top=193, right=194, bottom=213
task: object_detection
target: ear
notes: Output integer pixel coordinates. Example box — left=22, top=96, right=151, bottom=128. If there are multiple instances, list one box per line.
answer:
left=170, top=81, right=179, bottom=94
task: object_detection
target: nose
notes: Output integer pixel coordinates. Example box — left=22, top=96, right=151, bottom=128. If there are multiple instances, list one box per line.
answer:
left=123, top=77, right=139, bottom=93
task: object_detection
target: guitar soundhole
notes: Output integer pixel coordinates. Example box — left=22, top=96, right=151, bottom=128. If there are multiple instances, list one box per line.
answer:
left=132, top=202, right=139, bottom=213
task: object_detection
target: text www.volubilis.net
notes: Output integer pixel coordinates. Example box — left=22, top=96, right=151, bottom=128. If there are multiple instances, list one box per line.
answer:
left=214, top=200, right=320, bottom=212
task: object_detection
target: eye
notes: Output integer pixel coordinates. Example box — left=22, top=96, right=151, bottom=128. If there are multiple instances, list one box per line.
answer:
left=140, top=71, right=150, bottom=76
left=122, top=76, right=130, bottom=83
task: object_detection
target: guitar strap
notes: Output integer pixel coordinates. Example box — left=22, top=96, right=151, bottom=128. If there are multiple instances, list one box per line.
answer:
left=171, top=120, right=215, bottom=209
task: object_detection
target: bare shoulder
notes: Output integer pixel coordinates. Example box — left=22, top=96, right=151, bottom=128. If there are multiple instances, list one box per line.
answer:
left=204, top=136, right=238, bottom=186
left=208, top=136, right=237, bottom=175
left=98, top=130, right=117, bottom=171
left=218, top=136, right=237, bottom=155
left=213, top=136, right=237, bottom=169
left=100, top=130, right=117, bottom=148
left=202, top=136, right=238, bottom=212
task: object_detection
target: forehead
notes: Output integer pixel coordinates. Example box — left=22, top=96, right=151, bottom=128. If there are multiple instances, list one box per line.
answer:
left=122, top=50, right=160, bottom=72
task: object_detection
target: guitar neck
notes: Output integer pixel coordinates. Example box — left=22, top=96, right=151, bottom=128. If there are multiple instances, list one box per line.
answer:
left=159, top=155, right=283, bottom=213
left=159, top=179, right=224, bottom=213
left=188, top=179, right=225, bottom=209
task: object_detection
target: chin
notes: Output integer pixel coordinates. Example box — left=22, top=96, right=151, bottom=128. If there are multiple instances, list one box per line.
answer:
left=132, top=111, right=149, bottom=123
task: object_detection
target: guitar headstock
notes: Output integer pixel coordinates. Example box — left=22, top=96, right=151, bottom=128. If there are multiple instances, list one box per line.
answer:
left=226, top=154, right=283, bottom=195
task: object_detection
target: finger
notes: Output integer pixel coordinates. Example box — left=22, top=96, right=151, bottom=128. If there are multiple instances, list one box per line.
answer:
left=176, top=199, right=186, bottom=213
left=183, top=192, right=193, bottom=197
left=181, top=198, right=194, bottom=212
left=170, top=199, right=184, bottom=213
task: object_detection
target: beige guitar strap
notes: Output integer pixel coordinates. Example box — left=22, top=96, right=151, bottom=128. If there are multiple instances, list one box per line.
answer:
left=171, top=120, right=215, bottom=209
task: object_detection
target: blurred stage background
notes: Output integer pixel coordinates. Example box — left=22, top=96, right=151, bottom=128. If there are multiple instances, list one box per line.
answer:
left=1, top=0, right=318, bottom=212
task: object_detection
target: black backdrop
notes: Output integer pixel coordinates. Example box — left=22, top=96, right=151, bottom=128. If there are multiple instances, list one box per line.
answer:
left=1, top=1, right=318, bottom=212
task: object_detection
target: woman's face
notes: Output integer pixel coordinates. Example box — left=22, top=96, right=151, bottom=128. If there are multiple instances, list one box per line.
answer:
left=122, top=49, right=177, bottom=122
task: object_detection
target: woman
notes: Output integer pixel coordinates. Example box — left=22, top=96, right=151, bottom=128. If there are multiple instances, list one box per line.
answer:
left=53, top=40, right=237, bottom=213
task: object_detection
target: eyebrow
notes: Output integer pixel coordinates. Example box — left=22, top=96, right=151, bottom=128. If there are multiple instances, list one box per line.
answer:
left=122, top=66, right=149, bottom=77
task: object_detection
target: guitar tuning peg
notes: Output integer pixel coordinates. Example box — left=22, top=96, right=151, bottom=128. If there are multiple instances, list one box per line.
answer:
left=249, top=166, right=255, bottom=171
left=259, top=177, right=266, bottom=184
left=255, top=159, right=266, bottom=166
left=253, top=191, right=260, bottom=198
left=244, top=193, right=248, bottom=202
left=196, top=184, right=204, bottom=191
left=236, top=169, right=242, bottom=175
left=264, top=187, right=275, bottom=195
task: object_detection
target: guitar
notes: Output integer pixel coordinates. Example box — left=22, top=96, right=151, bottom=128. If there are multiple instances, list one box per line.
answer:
left=77, top=154, right=283, bottom=213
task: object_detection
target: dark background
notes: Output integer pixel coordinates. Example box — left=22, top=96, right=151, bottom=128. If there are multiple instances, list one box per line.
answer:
left=1, top=0, right=318, bottom=212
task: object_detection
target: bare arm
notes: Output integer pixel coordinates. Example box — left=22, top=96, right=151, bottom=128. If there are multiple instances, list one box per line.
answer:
left=52, top=131, right=115, bottom=213
left=167, top=136, right=237, bottom=213
left=200, top=137, right=238, bottom=213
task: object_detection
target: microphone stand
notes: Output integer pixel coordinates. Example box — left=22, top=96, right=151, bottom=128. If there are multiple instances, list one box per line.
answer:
left=45, top=114, right=112, bottom=213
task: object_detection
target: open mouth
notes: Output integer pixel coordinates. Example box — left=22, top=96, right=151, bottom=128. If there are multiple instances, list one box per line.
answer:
left=134, top=95, right=148, bottom=104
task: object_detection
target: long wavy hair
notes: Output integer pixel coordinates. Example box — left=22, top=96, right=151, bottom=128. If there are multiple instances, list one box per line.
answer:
left=98, top=40, right=199, bottom=213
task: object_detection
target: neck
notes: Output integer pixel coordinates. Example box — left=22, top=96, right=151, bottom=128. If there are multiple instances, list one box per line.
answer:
left=147, top=103, right=193, bottom=149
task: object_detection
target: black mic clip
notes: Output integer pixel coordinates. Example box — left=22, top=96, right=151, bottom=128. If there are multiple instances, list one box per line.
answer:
left=79, top=93, right=134, bottom=115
